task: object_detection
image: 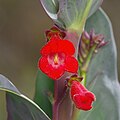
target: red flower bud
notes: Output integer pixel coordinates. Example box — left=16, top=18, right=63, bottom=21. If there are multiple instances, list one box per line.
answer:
left=70, top=81, right=96, bottom=111
left=45, top=26, right=66, bottom=41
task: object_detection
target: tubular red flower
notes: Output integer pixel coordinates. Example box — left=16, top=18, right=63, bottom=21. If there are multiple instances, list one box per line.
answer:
left=38, top=35, right=78, bottom=80
left=70, top=81, right=96, bottom=111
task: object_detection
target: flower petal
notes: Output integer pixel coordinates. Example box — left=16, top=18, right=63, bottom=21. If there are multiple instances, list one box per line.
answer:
left=65, top=56, right=78, bottom=73
left=40, top=35, right=75, bottom=56
left=38, top=56, right=50, bottom=74
left=85, top=92, right=96, bottom=101
left=47, top=66, right=64, bottom=80
left=40, top=35, right=60, bottom=56
left=70, top=81, right=81, bottom=99
left=58, top=40, right=75, bottom=55
left=38, top=56, right=64, bottom=80
left=73, top=94, right=92, bottom=111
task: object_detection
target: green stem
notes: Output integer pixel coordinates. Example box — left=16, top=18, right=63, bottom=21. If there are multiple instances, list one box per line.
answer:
left=72, top=107, right=80, bottom=120
left=81, top=45, right=97, bottom=72
left=80, top=71, right=87, bottom=86
left=80, top=45, right=97, bottom=87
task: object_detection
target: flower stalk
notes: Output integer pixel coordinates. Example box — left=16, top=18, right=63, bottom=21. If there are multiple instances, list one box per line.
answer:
left=80, top=44, right=97, bottom=86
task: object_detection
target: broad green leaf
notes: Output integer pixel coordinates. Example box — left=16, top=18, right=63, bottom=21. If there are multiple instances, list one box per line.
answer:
left=6, top=93, right=50, bottom=120
left=0, top=74, right=20, bottom=94
left=0, top=74, right=50, bottom=120
left=40, top=0, right=103, bottom=29
left=77, top=9, right=120, bottom=120
left=34, top=70, right=54, bottom=119
left=89, top=0, right=103, bottom=17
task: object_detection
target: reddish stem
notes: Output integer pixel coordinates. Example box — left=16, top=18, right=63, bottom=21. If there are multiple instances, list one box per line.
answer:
left=52, top=31, right=80, bottom=120
left=52, top=74, right=72, bottom=120
left=52, top=102, right=59, bottom=120
left=52, top=81, right=59, bottom=120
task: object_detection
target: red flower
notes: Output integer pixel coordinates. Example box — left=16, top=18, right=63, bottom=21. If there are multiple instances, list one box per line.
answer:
left=70, top=81, right=96, bottom=111
left=38, top=35, right=78, bottom=80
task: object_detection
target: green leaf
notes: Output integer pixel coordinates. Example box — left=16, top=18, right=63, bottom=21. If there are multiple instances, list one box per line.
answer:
left=40, top=0, right=103, bottom=30
left=0, top=74, right=50, bottom=120
left=6, top=93, right=50, bottom=120
left=89, top=0, right=103, bottom=17
left=76, top=9, right=120, bottom=120
left=0, top=74, right=20, bottom=94
left=34, top=70, right=54, bottom=119
left=40, top=0, right=58, bottom=19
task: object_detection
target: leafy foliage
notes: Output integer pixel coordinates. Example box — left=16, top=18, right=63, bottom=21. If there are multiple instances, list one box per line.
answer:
left=0, top=74, right=20, bottom=94
left=40, top=0, right=103, bottom=28
left=0, top=74, right=50, bottom=120
left=77, top=9, right=120, bottom=120
left=34, top=70, right=54, bottom=118
left=6, top=93, right=50, bottom=120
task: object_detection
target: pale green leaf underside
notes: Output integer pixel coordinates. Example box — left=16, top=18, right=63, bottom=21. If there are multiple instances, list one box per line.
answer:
left=0, top=74, right=50, bottom=120
left=77, top=9, right=120, bottom=120
left=40, top=0, right=102, bottom=28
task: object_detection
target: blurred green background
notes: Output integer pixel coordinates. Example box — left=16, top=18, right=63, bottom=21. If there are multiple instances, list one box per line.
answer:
left=0, top=0, right=120, bottom=120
